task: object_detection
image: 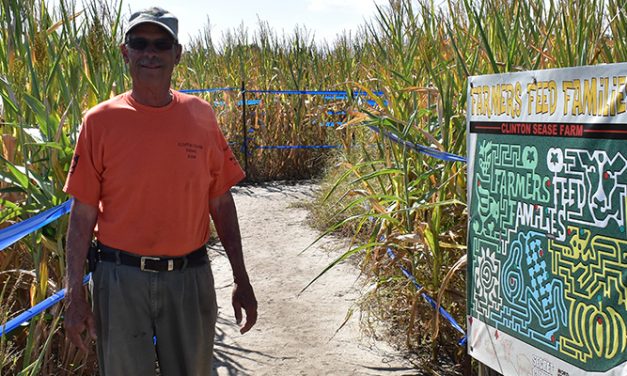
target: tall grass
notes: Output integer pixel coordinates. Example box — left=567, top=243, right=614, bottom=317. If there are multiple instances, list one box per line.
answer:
left=0, top=0, right=624, bottom=373
left=181, top=23, right=353, bottom=181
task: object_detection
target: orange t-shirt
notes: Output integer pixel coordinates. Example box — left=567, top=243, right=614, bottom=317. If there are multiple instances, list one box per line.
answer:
left=63, top=91, right=245, bottom=256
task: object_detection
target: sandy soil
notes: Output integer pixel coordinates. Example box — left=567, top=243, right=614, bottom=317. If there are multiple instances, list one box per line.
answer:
left=209, top=182, right=416, bottom=376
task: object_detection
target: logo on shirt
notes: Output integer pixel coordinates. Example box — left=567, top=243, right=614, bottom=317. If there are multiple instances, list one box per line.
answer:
left=220, top=145, right=237, bottom=165
left=178, top=142, right=203, bottom=160
left=69, top=155, right=80, bottom=175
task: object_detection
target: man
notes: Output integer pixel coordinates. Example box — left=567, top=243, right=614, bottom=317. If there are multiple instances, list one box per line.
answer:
left=63, top=7, right=257, bottom=375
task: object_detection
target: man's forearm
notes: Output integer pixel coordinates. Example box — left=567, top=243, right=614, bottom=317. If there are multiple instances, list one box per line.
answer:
left=65, top=200, right=98, bottom=299
left=209, top=191, right=250, bottom=284
left=209, top=190, right=257, bottom=333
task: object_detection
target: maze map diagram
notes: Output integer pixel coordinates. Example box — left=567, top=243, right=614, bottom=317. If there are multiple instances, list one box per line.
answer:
left=468, top=135, right=627, bottom=372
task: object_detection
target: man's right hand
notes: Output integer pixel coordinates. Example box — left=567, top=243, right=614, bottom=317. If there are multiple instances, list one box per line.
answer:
left=64, top=199, right=98, bottom=352
left=64, top=293, right=97, bottom=353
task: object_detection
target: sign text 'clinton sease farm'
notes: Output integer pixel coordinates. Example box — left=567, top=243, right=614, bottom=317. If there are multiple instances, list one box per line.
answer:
left=466, top=63, right=627, bottom=376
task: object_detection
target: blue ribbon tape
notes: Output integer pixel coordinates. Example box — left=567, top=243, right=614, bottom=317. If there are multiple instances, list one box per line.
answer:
left=324, top=95, right=348, bottom=100
left=255, top=145, right=341, bottom=150
left=181, top=88, right=386, bottom=97
left=365, top=99, right=389, bottom=107
left=0, top=274, right=90, bottom=337
left=213, top=100, right=263, bottom=107
left=178, top=88, right=238, bottom=94
left=386, top=248, right=467, bottom=345
left=247, top=89, right=384, bottom=97
left=368, top=126, right=466, bottom=163
left=239, top=99, right=261, bottom=106
left=0, top=200, right=73, bottom=251
left=181, top=88, right=385, bottom=97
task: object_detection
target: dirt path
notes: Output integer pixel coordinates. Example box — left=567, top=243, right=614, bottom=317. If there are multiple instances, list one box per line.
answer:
left=209, top=182, right=415, bottom=375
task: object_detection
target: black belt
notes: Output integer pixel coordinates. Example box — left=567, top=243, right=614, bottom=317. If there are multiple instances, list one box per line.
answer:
left=97, top=243, right=208, bottom=272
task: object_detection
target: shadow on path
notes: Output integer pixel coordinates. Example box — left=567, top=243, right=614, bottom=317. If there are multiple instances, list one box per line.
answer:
left=212, top=316, right=295, bottom=376
left=232, top=181, right=317, bottom=200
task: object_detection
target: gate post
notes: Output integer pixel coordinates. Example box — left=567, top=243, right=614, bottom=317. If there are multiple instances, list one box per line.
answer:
left=240, top=80, right=249, bottom=178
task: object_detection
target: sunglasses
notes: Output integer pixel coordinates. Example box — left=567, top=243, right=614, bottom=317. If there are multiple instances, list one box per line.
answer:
left=126, top=37, right=176, bottom=51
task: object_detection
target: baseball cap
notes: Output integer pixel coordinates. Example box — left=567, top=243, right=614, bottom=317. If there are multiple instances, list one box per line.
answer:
left=126, top=7, right=178, bottom=40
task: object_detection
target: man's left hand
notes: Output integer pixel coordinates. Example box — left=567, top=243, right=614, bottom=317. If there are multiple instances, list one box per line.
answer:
left=232, top=281, right=257, bottom=334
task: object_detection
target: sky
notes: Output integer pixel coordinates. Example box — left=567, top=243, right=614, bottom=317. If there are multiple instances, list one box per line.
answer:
left=114, top=0, right=388, bottom=46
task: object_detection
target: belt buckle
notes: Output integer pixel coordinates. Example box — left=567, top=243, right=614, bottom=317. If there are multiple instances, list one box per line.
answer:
left=140, top=256, right=174, bottom=272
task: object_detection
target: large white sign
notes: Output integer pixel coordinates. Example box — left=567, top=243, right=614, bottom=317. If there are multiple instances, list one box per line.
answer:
left=467, top=63, right=627, bottom=376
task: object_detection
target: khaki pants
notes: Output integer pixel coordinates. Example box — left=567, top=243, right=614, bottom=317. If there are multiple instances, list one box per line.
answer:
left=90, top=259, right=218, bottom=375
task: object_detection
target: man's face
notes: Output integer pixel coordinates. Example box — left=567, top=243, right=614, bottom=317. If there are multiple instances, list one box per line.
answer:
left=121, top=23, right=181, bottom=89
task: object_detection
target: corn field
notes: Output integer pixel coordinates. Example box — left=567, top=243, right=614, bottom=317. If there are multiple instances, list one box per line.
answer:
left=0, top=0, right=625, bottom=374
